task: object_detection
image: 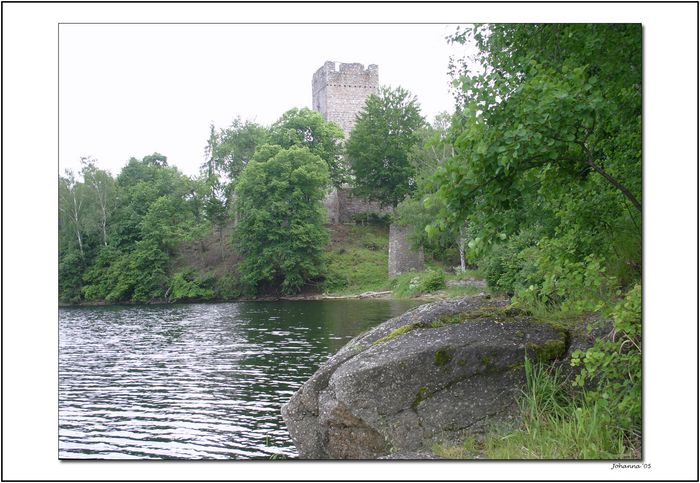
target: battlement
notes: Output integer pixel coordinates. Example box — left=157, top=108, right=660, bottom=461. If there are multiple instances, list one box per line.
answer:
left=313, top=61, right=379, bottom=84
left=312, top=60, right=379, bottom=136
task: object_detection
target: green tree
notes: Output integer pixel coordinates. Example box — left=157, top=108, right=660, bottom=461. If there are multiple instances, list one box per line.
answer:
left=395, top=114, right=464, bottom=266
left=428, top=24, right=641, bottom=299
left=346, top=86, right=426, bottom=207
left=233, top=145, right=330, bottom=295
left=79, top=153, right=206, bottom=303
left=80, top=157, right=115, bottom=247
left=59, top=169, right=87, bottom=262
left=427, top=24, right=642, bottom=453
left=110, top=154, right=194, bottom=248
left=205, top=118, right=269, bottom=193
left=269, top=108, right=346, bottom=187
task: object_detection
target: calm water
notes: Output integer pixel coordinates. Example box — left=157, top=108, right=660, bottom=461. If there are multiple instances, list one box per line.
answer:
left=58, top=299, right=421, bottom=460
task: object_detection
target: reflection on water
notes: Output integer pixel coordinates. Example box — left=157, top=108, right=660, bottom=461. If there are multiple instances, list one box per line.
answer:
left=59, top=299, right=421, bottom=459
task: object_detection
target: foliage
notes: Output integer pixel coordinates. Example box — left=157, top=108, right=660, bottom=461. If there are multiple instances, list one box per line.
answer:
left=424, top=24, right=641, bottom=312
left=349, top=212, right=392, bottom=226
left=204, top=118, right=269, bottom=194
left=479, top=358, right=629, bottom=459
left=79, top=157, right=116, bottom=247
left=391, top=269, right=446, bottom=297
left=571, top=284, right=642, bottom=433
left=58, top=250, right=85, bottom=303
left=394, top=113, right=471, bottom=266
left=322, top=224, right=390, bottom=294
left=346, top=86, right=426, bottom=207
left=168, top=271, right=215, bottom=302
left=269, top=108, right=346, bottom=187
left=233, top=145, right=330, bottom=295
left=64, top=154, right=212, bottom=304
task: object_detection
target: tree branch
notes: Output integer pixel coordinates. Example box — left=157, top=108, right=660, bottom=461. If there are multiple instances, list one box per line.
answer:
left=576, top=141, right=642, bottom=212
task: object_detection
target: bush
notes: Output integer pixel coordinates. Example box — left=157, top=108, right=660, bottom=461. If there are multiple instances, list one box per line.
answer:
left=421, top=269, right=446, bottom=292
left=479, top=228, right=543, bottom=295
left=392, top=269, right=446, bottom=297
left=571, top=284, right=641, bottom=433
left=168, top=271, right=215, bottom=302
left=215, top=274, right=243, bottom=300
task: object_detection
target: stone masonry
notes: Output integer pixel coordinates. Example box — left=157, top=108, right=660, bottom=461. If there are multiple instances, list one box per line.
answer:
left=324, top=186, right=392, bottom=225
left=313, top=61, right=387, bottom=224
left=312, top=61, right=379, bottom=137
left=313, top=61, right=424, bottom=278
left=388, top=224, right=425, bottom=277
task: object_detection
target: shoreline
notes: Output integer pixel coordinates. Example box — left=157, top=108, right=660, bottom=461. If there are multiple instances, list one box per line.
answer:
left=58, top=290, right=445, bottom=308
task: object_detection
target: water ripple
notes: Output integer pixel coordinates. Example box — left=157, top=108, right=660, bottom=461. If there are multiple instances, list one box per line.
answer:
left=59, top=299, right=421, bottom=459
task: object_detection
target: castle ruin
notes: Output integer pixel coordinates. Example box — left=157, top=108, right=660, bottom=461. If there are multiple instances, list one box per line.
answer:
left=312, top=61, right=379, bottom=137
left=312, top=61, right=424, bottom=276
left=313, top=61, right=390, bottom=224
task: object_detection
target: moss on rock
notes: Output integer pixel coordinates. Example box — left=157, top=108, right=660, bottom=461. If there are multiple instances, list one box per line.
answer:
left=527, top=338, right=566, bottom=362
left=413, top=386, right=429, bottom=409
left=434, top=347, right=453, bottom=366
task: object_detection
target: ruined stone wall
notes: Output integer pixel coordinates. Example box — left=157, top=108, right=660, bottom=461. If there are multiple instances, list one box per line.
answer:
left=323, top=187, right=392, bottom=224
left=323, top=188, right=340, bottom=225
left=388, top=224, right=425, bottom=277
left=312, top=61, right=379, bottom=137
left=336, top=188, right=392, bottom=223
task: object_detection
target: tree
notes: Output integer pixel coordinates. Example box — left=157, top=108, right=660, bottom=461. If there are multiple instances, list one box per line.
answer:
left=59, top=169, right=87, bottom=261
left=80, top=157, right=115, bottom=247
left=269, top=108, right=346, bottom=187
left=429, top=23, right=641, bottom=300
left=79, top=153, right=205, bottom=303
left=204, top=118, right=269, bottom=194
left=233, top=145, right=330, bottom=295
left=395, top=114, right=464, bottom=266
left=346, top=86, right=426, bottom=208
left=110, top=154, right=194, bottom=248
left=440, top=24, right=641, bottom=218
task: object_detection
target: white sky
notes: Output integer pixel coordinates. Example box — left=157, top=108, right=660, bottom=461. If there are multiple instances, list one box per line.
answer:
left=59, top=23, right=473, bottom=177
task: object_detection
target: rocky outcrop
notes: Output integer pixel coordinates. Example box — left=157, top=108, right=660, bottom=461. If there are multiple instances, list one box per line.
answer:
left=281, top=295, right=568, bottom=459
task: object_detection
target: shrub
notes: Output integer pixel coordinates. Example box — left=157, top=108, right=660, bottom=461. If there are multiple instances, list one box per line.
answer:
left=570, top=284, right=641, bottom=433
left=169, top=271, right=215, bottom=302
left=392, top=269, right=446, bottom=297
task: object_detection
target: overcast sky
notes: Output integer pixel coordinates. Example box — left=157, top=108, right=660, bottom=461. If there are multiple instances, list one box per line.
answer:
left=59, top=23, right=474, bottom=177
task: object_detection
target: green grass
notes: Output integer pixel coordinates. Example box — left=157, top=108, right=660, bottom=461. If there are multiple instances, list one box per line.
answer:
left=483, top=358, right=628, bottom=459
left=323, top=224, right=391, bottom=295
left=432, top=357, right=636, bottom=460
left=444, top=284, right=489, bottom=298
left=445, top=268, right=484, bottom=282
left=391, top=269, right=446, bottom=297
left=322, top=226, right=491, bottom=300
left=432, top=436, right=479, bottom=459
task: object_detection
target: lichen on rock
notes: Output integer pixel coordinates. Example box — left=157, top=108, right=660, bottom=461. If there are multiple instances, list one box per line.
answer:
left=281, top=294, right=568, bottom=459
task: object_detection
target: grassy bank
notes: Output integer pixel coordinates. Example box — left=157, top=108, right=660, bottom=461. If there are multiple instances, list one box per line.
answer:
left=322, top=223, right=392, bottom=295
left=433, top=357, right=640, bottom=459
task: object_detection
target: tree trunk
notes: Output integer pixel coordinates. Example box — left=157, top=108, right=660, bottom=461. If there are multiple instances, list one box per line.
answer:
left=458, top=225, right=466, bottom=272
left=71, top=192, right=85, bottom=261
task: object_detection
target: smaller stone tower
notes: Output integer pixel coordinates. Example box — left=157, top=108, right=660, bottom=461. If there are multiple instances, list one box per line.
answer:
left=388, top=224, right=425, bottom=277
left=312, top=61, right=379, bottom=137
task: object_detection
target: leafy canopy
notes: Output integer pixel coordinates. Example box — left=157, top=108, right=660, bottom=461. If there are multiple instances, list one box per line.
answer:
left=233, top=145, right=330, bottom=295
left=269, top=108, right=346, bottom=187
left=346, top=86, right=426, bottom=208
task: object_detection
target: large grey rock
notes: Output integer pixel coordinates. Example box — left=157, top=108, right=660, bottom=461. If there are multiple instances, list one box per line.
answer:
left=281, top=295, right=568, bottom=459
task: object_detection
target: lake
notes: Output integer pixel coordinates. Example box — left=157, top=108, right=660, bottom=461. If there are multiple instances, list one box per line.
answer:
left=58, top=299, right=422, bottom=459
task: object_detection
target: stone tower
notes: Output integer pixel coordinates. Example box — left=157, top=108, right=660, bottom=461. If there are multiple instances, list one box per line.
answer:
left=312, top=61, right=379, bottom=137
